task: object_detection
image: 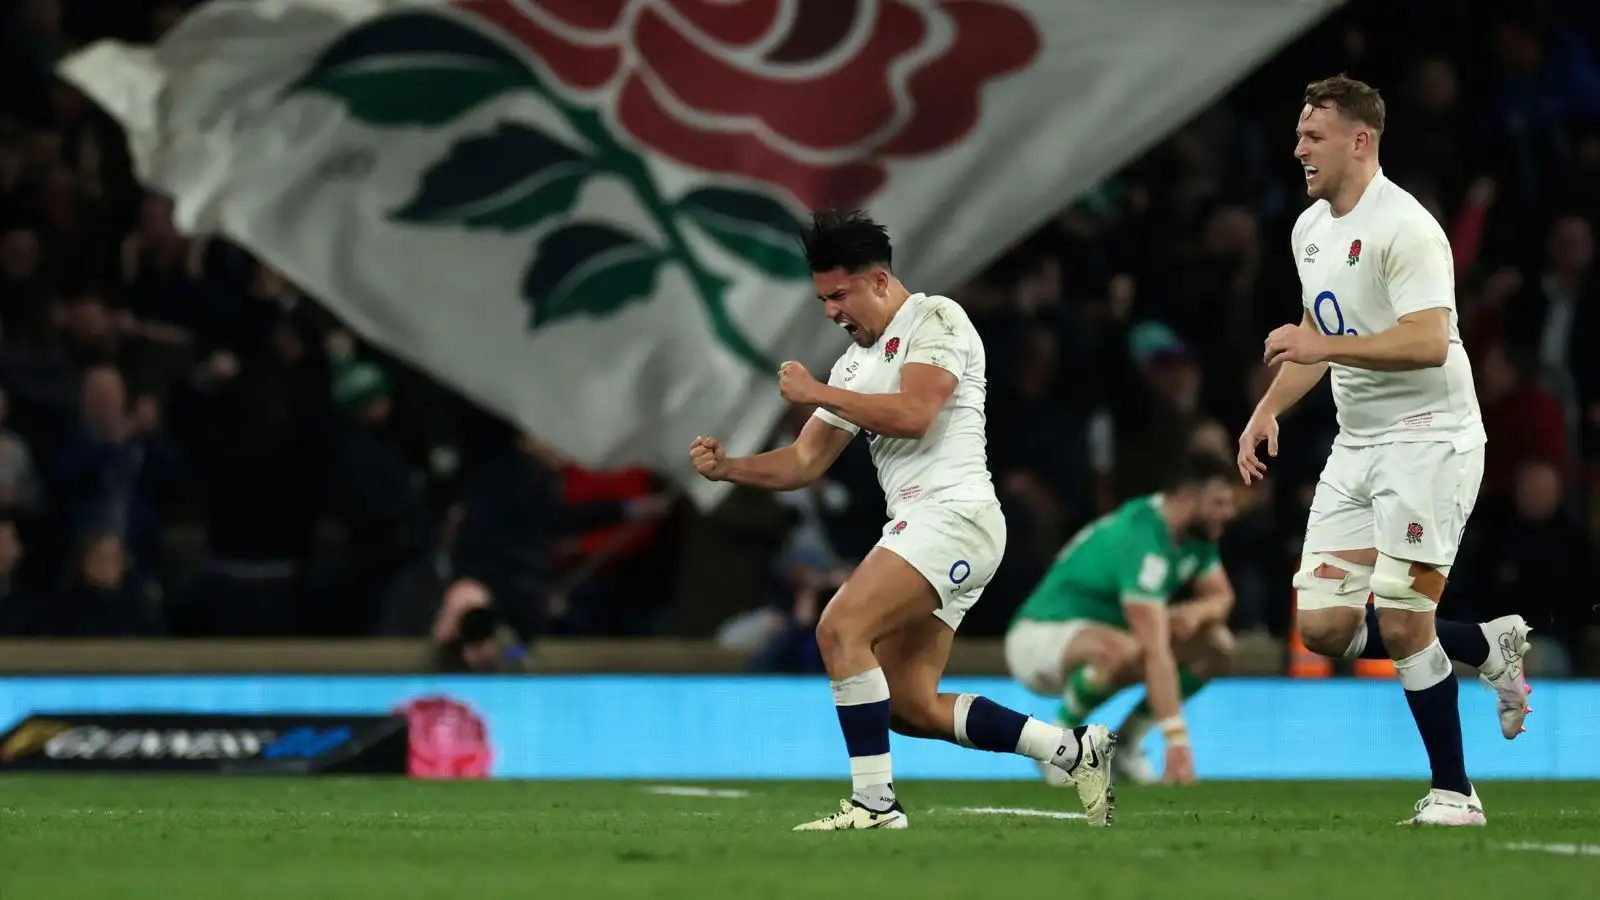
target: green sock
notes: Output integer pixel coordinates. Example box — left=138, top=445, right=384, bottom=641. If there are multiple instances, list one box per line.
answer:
left=1057, top=666, right=1119, bottom=726
left=1120, top=667, right=1208, bottom=741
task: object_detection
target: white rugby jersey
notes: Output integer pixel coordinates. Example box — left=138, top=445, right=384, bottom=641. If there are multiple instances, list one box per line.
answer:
left=813, top=293, right=997, bottom=517
left=1291, top=169, right=1486, bottom=450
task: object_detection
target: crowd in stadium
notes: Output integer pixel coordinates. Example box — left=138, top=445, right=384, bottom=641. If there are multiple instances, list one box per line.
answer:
left=0, top=1, right=1595, bottom=673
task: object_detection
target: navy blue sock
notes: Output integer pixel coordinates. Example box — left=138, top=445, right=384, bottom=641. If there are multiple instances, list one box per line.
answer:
left=1357, top=606, right=1390, bottom=659
left=960, top=696, right=1029, bottom=753
left=1435, top=620, right=1491, bottom=668
left=1397, top=644, right=1470, bottom=795
left=832, top=669, right=894, bottom=811
left=1359, top=608, right=1490, bottom=668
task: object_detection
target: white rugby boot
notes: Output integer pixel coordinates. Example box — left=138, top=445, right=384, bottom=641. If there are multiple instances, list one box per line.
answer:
left=793, top=799, right=909, bottom=831
left=1054, top=724, right=1117, bottom=827
left=1478, top=615, right=1533, bottom=739
left=1399, top=786, right=1486, bottom=826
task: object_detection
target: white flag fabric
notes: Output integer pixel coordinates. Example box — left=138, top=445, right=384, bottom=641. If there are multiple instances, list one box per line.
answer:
left=59, top=0, right=1334, bottom=508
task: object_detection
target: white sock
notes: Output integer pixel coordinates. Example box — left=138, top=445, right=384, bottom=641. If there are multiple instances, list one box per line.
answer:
left=832, top=668, right=895, bottom=811
left=1017, top=719, right=1080, bottom=770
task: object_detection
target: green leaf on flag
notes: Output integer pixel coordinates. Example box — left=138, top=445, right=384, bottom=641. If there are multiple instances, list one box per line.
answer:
left=676, top=187, right=809, bottom=281
left=522, top=224, right=664, bottom=329
left=287, top=13, right=533, bottom=126
left=392, top=122, right=590, bottom=231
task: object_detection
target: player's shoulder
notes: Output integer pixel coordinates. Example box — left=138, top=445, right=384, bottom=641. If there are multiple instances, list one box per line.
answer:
left=908, top=292, right=979, bottom=337
left=1292, top=200, right=1327, bottom=235
left=1371, top=173, right=1449, bottom=245
left=1114, top=495, right=1164, bottom=533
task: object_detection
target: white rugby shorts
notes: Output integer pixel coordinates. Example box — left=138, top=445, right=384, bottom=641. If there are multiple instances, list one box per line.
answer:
left=876, top=498, right=1006, bottom=630
left=1003, top=619, right=1099, bottom=695
left=1304, top=440, right=1484, bottom=567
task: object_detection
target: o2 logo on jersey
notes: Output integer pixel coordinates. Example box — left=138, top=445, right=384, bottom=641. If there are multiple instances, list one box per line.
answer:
left=949, top=560, right=971, bottom=586
left=1312, top=291, right=1359, bottom=336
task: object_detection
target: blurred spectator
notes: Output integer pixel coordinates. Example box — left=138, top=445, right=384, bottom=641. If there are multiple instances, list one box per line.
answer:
left=1477, top=341, right=1571, bottom=510
left=1454, top=459, right=1593, bottom=673
left=0, top=387, right=42, bottom=517
left=7, top=530, right=160, bottom=637
left=0, top=516, right=35, bottom=634
left=429, top=579, right=531, bottom=673
left=50, top=362, right=178, bottom=579
left=450, top=433, right=667, bottom=640
left=1505, top=216, right=1600, bottom=433
left=327, top=343, right=426, bottom=633
left=379, top=503, right=465, bottom=638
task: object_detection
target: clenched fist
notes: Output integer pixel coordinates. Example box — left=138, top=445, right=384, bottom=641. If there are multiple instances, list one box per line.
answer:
left=778, top=360, right=822, bottom=405
left=690, top=435, right=729, bottom=481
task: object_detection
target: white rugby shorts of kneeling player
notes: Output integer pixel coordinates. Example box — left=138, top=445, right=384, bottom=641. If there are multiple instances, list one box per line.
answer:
left=876, top=497, right=1006, bottom=630
left=1302, top=439, right=1485, bottom=597
left=1004, top=620, right=1097, bottom=696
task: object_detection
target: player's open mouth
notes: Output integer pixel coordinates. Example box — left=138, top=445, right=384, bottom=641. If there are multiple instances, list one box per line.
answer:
left=840, top=321, right=858, bottom=336
left=1304, top=165, right=1318, bottom=182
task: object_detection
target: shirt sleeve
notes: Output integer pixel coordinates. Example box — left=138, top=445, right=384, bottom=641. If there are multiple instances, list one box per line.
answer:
left=1385, top=222, right=1456, bottom=318
left=1117, top=524, right=1170, bottom=607
left=811, top=358, right=859, bottom=435
left=1195, top=543, right=1223, bottom=580
left=903, top=301, right=975, bottom=379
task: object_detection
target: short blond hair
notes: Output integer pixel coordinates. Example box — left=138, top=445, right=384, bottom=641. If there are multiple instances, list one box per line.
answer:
left=1304, top=74, right=1385, bottom=137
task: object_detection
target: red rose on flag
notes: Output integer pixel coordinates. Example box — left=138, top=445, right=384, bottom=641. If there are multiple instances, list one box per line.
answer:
left=458, top=0, right=1042, bottom=209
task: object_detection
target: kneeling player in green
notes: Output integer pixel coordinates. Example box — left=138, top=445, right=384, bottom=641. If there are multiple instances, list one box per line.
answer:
left=1005, top=453, right=1240, bottom=786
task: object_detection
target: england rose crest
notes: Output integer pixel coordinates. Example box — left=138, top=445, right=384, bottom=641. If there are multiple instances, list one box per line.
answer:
left=284, top=1, right=1040, bottom=371
left=397, top=695, right=494, bottom=779
left=1346, top=239, right=1363, bottom=266
left=884, top=336, right=901, bottom=361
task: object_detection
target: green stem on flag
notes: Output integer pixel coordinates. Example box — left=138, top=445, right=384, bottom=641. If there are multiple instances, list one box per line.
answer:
left=549, top=92, right=775, bottom=376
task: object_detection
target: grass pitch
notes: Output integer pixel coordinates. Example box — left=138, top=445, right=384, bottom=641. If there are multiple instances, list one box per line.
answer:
left=2, top=777, right=1596, bottom=899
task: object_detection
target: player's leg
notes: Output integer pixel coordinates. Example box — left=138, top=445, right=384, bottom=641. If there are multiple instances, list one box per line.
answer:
left=1292, top=451, right=1504, bottom=677
left=1296, top=552, right=1527, bottom=727
left=1373, top=443, right=1494, bottom=826
left=1004, top=618, right=1138, bottom=788
left=793, top=545, right=935, bottom=831
left=878, top=613, right=1116, bottom=827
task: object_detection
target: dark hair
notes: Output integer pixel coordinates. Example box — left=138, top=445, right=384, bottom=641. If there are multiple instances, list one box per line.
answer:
left=1165, top=451, right=1235, bottom=493
left=801, top=209, right=892, bottom=274
left=1304, top=74, right=1386, bottom=137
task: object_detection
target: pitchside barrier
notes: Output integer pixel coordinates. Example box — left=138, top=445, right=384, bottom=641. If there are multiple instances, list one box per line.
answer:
left=0, top=674, right=1594, bottom=780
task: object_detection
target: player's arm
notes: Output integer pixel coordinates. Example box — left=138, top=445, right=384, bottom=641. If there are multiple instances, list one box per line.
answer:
left=1316, top=230, right=1453, bottom=371
left=1184, top=562, right=1235, bottom=626
left=1123, top=599, right=1186, bottom=741
left=809, top=363, right=955, bottom=439
left=717, top=416, right=855, bottom=491
left=1119, top=548, right=1186, bottom=740
left=808, top=305, right=971, bottom=439
left=1255, top=310, right=1329, bottom=417
left=1317, top=307, right=1450, bottom=371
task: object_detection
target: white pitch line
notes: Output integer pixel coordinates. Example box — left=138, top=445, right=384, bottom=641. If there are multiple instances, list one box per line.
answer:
left=641, top=785, right=751, bottom=798
left=1498, top=842, right=1600, bottom=858
left=949, top=806, right=1086, bottom=820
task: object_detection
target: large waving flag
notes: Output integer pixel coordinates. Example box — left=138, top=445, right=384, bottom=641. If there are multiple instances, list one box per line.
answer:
left=59, top=0, right=1334, bottom=507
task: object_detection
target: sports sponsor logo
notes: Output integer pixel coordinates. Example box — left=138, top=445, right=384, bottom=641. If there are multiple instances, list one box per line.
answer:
left=0, top=713, right=407, bottom=774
